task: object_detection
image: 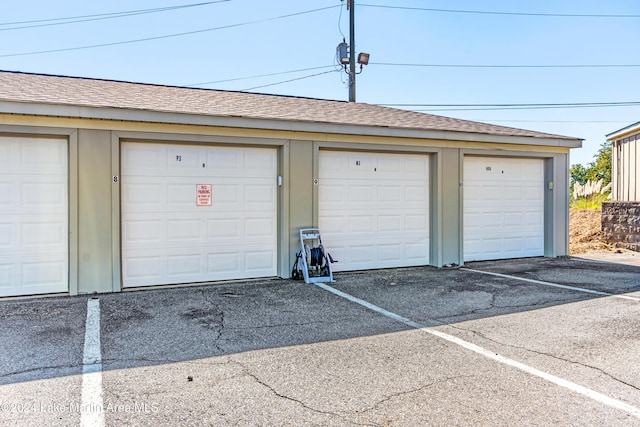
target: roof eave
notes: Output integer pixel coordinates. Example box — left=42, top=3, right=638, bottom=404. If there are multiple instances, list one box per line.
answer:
left=606, top=121, right=640, bottom=140
left=0, top=100, right=583, bottom=148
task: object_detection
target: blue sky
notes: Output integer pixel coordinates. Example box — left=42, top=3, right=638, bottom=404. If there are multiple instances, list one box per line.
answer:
left=2, top=0, right=640, bottom=165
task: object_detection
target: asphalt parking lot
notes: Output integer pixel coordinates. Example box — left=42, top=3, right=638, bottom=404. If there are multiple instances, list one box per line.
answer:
left=1, top=256, right=639, bottom=426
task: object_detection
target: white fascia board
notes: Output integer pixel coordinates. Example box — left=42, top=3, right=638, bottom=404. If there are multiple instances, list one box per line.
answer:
left=606, top=121, right=640, bottom=140
left=0, top=100, right=582, bottom=149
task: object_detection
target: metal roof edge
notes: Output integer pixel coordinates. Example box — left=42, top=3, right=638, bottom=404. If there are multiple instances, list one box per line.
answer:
left=606, top=120, right=640, bottom=140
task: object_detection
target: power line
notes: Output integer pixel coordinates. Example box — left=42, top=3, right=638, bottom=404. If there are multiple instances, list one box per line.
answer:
left=384, top=102, right=640, bottom=107
left=373, top=62, right=640, bottom=69
left=0, top=5, right=340, bottom=58
left=381, top=101, right=640, bottom=112
left=242, top=70, right=338, bottom=91
left=186, top=66, right=336, bottom=87
left=412, top=105, right=640, bottom=112
left=466, top=120, right=634, bottom=124
left=359, top=4, right=640, bottom=18
left=0, top=1, right=230, bottom=31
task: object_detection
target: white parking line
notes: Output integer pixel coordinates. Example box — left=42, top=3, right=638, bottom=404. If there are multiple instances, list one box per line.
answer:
left=81, top=298, right=104, bottom=427
left=313, top=282, right=640, bottom=419
left=462, top=268, right=640, bottom=302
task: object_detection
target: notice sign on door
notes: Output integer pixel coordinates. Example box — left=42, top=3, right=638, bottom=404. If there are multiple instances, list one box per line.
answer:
left=196, top=184, right=212, bottom=206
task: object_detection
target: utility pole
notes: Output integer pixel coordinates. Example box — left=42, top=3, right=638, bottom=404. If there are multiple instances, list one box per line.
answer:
left=348, top=0, right=356, bottom=102
left=337, top=0, right=368, bottom=102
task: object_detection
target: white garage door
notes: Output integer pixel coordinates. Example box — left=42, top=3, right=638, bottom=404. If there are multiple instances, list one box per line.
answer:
left=121, top=143, right=277, bottom=287
left=0, top=137, right=68, bottom=297
left=319, top=151, right=430, bottom=272
left=464, top=157, right=544, bottom=262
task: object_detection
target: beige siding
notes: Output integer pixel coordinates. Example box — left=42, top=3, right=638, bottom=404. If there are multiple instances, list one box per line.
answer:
left=612, top=136, right=640, bottom=201
left=77, top=130, right=113, bottom=294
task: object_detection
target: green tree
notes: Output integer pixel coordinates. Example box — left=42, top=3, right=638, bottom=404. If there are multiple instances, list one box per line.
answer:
left=585, top=141, right=612, bottom=185
left=570, top=163, right=589, bottom=187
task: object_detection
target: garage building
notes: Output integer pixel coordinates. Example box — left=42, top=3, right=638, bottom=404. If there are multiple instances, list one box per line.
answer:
left=0, top=71, right=581, bottom=297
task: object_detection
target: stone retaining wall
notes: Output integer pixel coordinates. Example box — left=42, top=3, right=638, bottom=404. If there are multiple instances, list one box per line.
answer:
left=601, top=201, right=640, bottom=252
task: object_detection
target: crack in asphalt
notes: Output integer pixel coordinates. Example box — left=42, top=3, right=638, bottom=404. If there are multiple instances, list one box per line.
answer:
left=0, top=363, right=80, bottom=381
left=232, top=359, right=376, bottom=427
left=224, top=317, right=358, bottom=331
left=448, top=325, right=640, bottom=392
left=432, top=297, right=569, bottom=323
left=199, top=289, right=225, bottom=353
left=356, top=375, right=476, bottom=416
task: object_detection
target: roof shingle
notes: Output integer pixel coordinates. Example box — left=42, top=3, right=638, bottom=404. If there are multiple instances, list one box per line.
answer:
left=0, top=70, right=578, bottom=141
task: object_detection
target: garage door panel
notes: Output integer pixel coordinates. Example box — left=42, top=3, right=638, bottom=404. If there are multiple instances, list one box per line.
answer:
left=245, top=185, right=276, bottom=204
left=124, top=256, right=163, bottom=281
left=22, top=221, right=65, bottom=246
left=125, top=246, right=278, bottom=286
left=526, top=236, right=543, bottom=250
left=464, top=157, right=544, bottom=261
left=503, top=186, right=523, bottom=201
left=349, top=245, right=375, bottom=264
left=406, top=242, right=429, bottom=260
left=167, top=184, right=197, bottom=204
left=206, top=149, right=242, bottom=170
left=21, top=181, right=65, bottom=206
left=0, top=264, right=11, bottom=287
left=0, top=257, right=66, bottom=294
left=167, top=146, right=201, bottom=170
left=523, top=187, right=543, bottom=201
left=245, top=250, right=276, bottom=272
left=0, top=224, right=11, bottom=246
left=123, top=215, right=278, bottom=245
left=405, top=185, right=428, bottom=203
left=208, top=252, right=239, bottom=274
left=504, top=212, right=522, bottom=226
left=0, top=137, right=68, bottom=297
left=378, top=215, right=402, bottom=232
left=19, top=141, right=66, bottom=173
left=123, top=219, right=164, bottom=243
left=377, top=186, right=402, bottom=202
left=481, top=213, right=502, bottom=227
left=349, top=185, right=375, bottom=203
left=121, top=143, right=277, bottom=287
left=504, top=238, right=524, bottom=252
left=168, top=254, right=201, bottom=276
left=207, top=218, right=239, bottom=238
left=245, top=217, right=276, bottom=238
left=212, top=184, right=240, bottom=205
left=525, top=211, right=543, bottom=225
left=378, top=244, right=403, bottom=262
left=464, top=186, right=482, bottom=202
left=124, top=183, right=164, bottom=206
left=167, top=219, right=200, bottom=241
left=0, top=183, right=11, bottom=206
left=319, top=151, right=430, bottom=272
left=22, top=260, right=66, bottom=287
left=122, top=145, right=165, bottom=172
left=481, top=239, right=502, bottom=254
left=245, top=150, right=277, bottom=172
left=405, top=214, right=428, bottom=231
left=479, top=186, right=503, bottom=201
left=317, top=215, right=344, bottom=234
left=318, top=184, right=345, bottom=204
left=348, top=215, right=375, bottom=233
left=402, top=156, right=429, bottom=174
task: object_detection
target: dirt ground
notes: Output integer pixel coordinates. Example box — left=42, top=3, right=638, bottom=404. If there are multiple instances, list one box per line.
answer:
left=569, top=208, right=615, bottom=254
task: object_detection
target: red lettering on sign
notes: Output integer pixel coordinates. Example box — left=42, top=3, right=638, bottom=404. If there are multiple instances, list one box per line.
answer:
left=196, top=184, right=212, bottom=206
